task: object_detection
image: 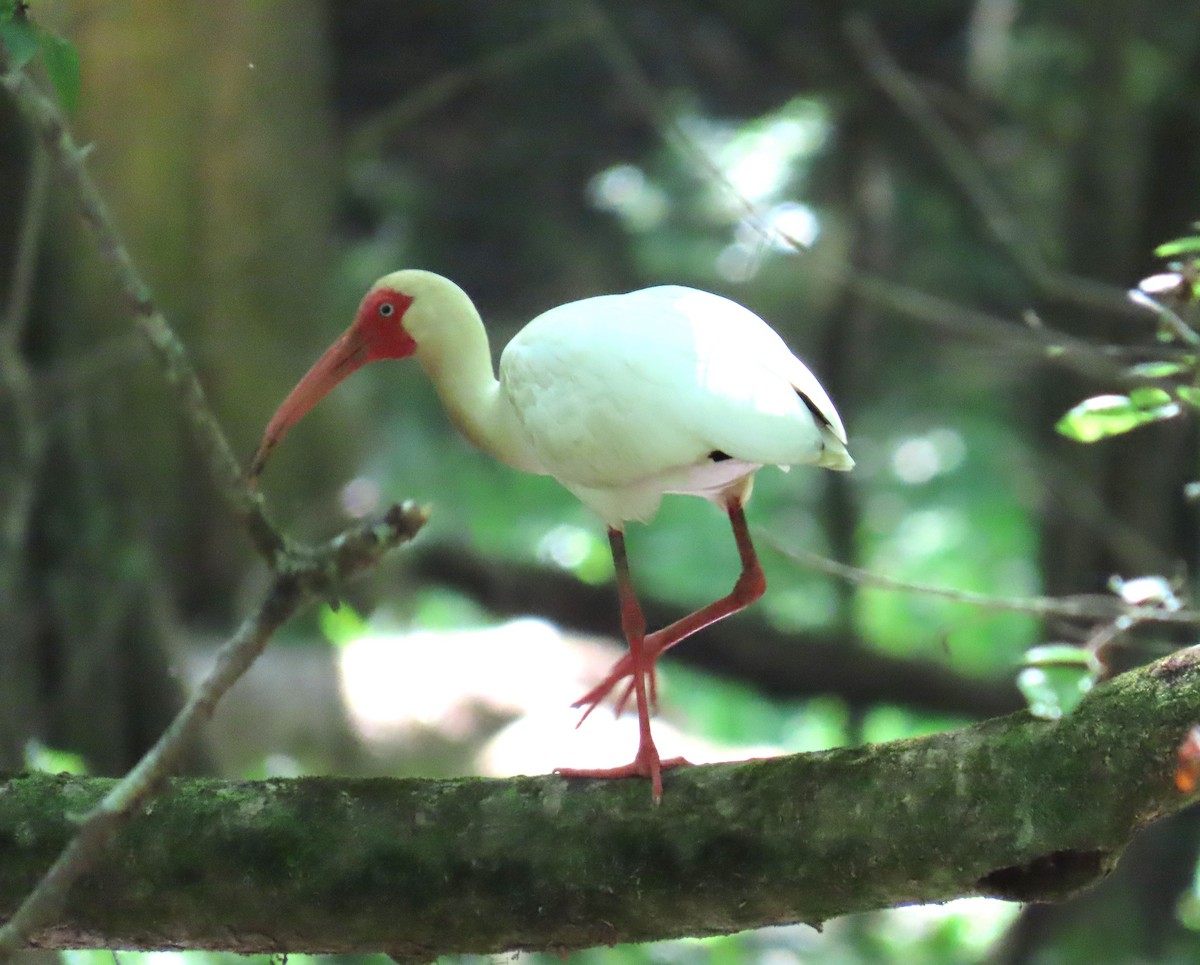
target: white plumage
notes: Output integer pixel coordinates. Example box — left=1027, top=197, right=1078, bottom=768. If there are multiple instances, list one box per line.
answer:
left=500, top=285, right=850, bottom=524
left=251, top=270, right=852, bottom=799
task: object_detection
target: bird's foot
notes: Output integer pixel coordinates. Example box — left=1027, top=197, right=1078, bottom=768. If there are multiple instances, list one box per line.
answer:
left=571, top=651, right=660, bottom=726
left=572, top=630, right=670, bottom=725
left=555, top=744, right=690, bottom=801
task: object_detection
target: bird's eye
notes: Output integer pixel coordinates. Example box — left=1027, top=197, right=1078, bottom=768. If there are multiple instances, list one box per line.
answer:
left=378, top=302, right=395, bottom=317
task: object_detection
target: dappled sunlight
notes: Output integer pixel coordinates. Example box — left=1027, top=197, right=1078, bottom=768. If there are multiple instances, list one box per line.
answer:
left=685, top=97, right=828, bottom=209
left=337, top=618, right=787, bottom=777
left=718, top=201, right=821, bottom=282
left=588, top=97, right=830, bottom=283
left=760, top=200, right=821, bottom=252
left=337, top=618, right=593, bottom=742
left=857, top=898, right=1021, bottom=957
left=890, top=507, right=969, bottom=559
left=536, top=521, right=613, bottom=583
left=339, top=475, right=382, bottom=517
left=588, top=162, right=668, bottom=231
left=890, top=427, right=966, bottom=484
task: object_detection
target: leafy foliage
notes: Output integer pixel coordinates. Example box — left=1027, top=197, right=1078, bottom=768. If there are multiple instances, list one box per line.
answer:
left=1056, top=391, right=1181, bottom=442
left=1017, top=644, right=1102, bottom=720
left=0, top=2, right=79, bottom=111
left=1058, top=228, right=1200, bottom=442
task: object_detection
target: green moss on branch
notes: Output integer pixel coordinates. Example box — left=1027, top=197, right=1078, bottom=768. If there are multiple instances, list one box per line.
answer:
left=2, top=646, right=1198, bottom=957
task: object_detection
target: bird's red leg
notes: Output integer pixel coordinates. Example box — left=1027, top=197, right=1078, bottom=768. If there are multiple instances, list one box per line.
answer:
left=556, top=527, right=688, bottom=799
left=573, top=497, right=765, bottom=721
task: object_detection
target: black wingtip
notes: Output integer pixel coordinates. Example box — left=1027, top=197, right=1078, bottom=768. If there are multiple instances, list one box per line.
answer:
left=796, top=388, right=835, bottom=431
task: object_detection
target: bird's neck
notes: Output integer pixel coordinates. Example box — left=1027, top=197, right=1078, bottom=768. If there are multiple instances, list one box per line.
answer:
left=419, top=312, right=538, bottom=473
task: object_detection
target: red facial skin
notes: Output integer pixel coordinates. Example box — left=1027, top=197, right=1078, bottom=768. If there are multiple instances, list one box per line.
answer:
left=249, top=288, right=415, bottom=480
left=356, top=289, right=418, bottom=361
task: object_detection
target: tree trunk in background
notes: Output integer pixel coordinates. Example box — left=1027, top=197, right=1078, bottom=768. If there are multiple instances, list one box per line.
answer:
left=0, top=106, right=42, bottom=773
left=10, top=0, right=342, bottom=774
left=63, top=0, right=344, bottom=615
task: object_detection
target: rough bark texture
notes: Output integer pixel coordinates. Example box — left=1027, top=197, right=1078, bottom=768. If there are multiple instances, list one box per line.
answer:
left=2, top=644, right=1199, bottom=958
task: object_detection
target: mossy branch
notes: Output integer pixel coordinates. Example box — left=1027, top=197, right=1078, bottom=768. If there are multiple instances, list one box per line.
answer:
left=1, top=645, right=1198, bottom=958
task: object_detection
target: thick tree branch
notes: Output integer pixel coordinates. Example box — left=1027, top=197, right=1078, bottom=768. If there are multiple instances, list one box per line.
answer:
left=2, top=644, right=1199, bottom=957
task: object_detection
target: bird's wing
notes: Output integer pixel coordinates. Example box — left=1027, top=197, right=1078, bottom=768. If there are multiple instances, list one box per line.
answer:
left=498, top=286, right=848, bottom=492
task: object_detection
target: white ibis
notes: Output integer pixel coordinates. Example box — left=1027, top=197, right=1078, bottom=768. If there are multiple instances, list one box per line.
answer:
left=250, top=270, right=852, bottom=799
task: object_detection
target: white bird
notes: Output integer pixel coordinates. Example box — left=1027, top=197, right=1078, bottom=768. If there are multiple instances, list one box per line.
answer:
left=250, top=270, right=852, bottom=799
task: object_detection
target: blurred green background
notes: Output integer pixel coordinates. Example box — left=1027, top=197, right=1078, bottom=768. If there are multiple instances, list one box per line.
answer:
left=4, top=0, right=1200, bottom=962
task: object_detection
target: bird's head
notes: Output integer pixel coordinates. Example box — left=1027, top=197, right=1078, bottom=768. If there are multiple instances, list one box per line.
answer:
left=248, top=269, right=474, bottom=481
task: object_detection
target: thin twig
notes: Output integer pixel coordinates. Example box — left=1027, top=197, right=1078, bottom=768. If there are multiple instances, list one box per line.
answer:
left=350, top=20, right=591, bottom=156
left=843, top=15, right=1143, bottom=324
left=573, top=2, right=1139, bottom=386
left=0, top=502, right=428, bottom=960
left=0, top=54, right=282, bottom=562
left=0, top=51, right=432, bottom=960
left=1128, top=288, right=1200, bottom=347
left=772, top=537, right=1200, bottom=627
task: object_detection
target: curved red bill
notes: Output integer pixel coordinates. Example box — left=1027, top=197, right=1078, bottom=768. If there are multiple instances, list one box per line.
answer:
left=248, top=327, right=370, bottom=482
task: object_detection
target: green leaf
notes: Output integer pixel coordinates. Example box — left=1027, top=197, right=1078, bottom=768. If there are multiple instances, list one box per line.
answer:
left=1126, top=360, right=1189, bottom=378
left=1023, top=643, right=1099, bottom=669
left=1129, top=385, right=1174, bottom=408
left=38, top=29, right=81, bottom=113
left=318, top=602, right=368, bottom=649
left=1155, top=236, right=1200, bottom=258
left=1056, top=393, right=1180, bottom=442
left=25, top=739, right=89, bottom=775
left=1178, top=385, right=1200, bottom=408
left=0, top=14, right=39, bottom=67
left=1017, top=645, right=1102, bottom=720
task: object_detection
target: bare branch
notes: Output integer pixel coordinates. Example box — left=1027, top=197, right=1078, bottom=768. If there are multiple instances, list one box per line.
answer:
left=575, top=2, right=1148, bottom=386
left=0, top=502, right=427, bottom=961
left=0, top=53, right=282, bottom=562
left=412, top=543, right=1023, bottom=717
left=844, top=15, right=1143, bottom=323
left=350, top=21, right=591, bottom=155
left=774, top=539, right=1198, bottom=628
left=0, top=51, right=433, bottom=961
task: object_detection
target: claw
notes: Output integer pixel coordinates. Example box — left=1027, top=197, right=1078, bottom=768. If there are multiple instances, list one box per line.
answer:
left=572, top=635, right=666, bottom=725
left=556, top=744, right=690, bottom=801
